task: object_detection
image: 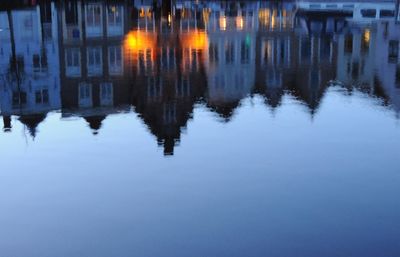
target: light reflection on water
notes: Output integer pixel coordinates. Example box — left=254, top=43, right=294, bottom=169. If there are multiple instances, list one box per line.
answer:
left=0, top=1, right=400, bottom=257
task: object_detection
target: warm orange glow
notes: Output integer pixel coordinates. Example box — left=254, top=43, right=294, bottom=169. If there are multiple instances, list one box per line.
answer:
left=363, top=29, right=371, bottom=44
left=271, top=15, right=276, bottom=28
left=219, top=16, right=227, bottom=30
left=180, top=31, right=208, bottom=50
left=139, top=8, right=145, bottom=17
left=202, top=9, right=210, bottom=25
left=124, top=30, right=157, bottom=56
left=259, top=9, right=271, bottom=27
left=139, top=8, right=152, bottom=18
left=236, top=16, right=244, bottom=30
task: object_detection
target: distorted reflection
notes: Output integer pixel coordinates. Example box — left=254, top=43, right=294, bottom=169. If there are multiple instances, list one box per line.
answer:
left=1, top=0, right=400, bottom=155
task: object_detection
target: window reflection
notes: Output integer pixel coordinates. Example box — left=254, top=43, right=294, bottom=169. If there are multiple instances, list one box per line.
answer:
left=0, top=0, right=400, bottom=155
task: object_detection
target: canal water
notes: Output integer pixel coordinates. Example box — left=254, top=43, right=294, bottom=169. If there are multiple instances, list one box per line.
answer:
left=0, top=1, right=399, bottom=256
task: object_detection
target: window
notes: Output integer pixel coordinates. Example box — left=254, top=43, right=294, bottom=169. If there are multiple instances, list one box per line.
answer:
left=177, top=76, right=190, bottom=97
left=66, top=1, right=79, bottom=25
left=163, top=103, right=176, bottom=124
left=161, top=48, right=175, bottom=70
left=396, top=66, right=400, bottom=89
left=225, top=41, right=235, bottom=64
left=87, top=47, right=102, bottom=76
left=209, top=43, right=218, bottom=63
left=241, top=41, right=250, bottom=64
left=278, top=39, right=290, bottom=66
left=300, top=38, right=311, bottom=63
left=12, top=91, right=27, bottom=107
left=352, top=62, right=359, bottom=79
left=147, top=77, right=162, bottom=99
left=182, top=48, right=191, bottom=72
left=86, top=4, right=101, bottom=27
left=344, top=35, right=353, bottom=54
left=380, top=10, right=395, bottom=18
left=389, top=40, right=399, bottom=63
left=86, top=4, right=103, bottom=37
left=343, top=4, right=355, bottom=9
left=320, top=37, right=332, bottom=61
left=107, top=6, right=122, bottom=26
left=137, top=49, right=155, bottom=74
left=107, top=5, right=123, bottom=36
left=263, top=39, right=274, bottom=65
left=65, top=48, right=81, bottom=76
left=191, top=49, right=199, bottom=71
left=35, top=89, right=49, bottom=104
left=361, top=30, right=370, bottom=53
left=79, top=83, right=92, bottom=107
left=108, top=46, right=122, bottom=75
left=266, top=69, right=282, bottom=88
left=361, top=9, right=376, bottom=18
left=100, top=82, right=113, bottom=106
left=32, top=51, right=48, bottom=72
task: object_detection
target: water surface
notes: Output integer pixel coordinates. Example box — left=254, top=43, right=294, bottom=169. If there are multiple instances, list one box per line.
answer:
left=0, top=1, right=399, bottom=256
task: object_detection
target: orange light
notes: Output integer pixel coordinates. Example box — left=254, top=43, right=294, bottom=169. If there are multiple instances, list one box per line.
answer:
left=139, top=8, right=145, bottom=17
left=124, top=30, right=157, bottom=55
left=259, top=9, right=271, bottom=27
left=236, top=16, right=244, bottom=30
left=180, top=31, right=208, bottom=50
left=219, top=16, right=227, bottom=30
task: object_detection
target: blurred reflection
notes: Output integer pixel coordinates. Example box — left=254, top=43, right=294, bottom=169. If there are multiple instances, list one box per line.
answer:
left=0, top=0, right=400, bottom=154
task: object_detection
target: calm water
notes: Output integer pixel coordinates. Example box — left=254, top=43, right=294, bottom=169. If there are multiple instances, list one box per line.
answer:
left=0, top=1, right=400, bottom=256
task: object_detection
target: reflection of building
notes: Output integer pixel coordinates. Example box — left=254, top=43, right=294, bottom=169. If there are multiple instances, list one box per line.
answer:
left=255, top=3, right=337, bottom=112
left=129, top=4, right=207, bottom=155
left=1, top=0, right=400, bottom=152
left=204, top=1, right=259, bottom=119
left=58, top=0, right=132, bottom=133
left=297, top=1, right=397, bottom=23
left=374, top=21, right=400, bottom=114
left=255, top=3, right=296, bottom=108
left=0, top=2, right=61, bottom=135
left=336, top=24, right=376, bottom=91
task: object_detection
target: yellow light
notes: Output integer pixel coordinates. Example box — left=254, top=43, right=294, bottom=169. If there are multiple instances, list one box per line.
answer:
left=236, top=16, right=244, bottom=30
left=139, top=8, right=145, bottom=17
left=219, top=16, right=227, bottom=30
left=363, top=29, right=370, bottom=44
left=180, top=31, right=208, bottom=50
left=202, top=9, right=210, bottom=25
left=271, top=15, right=276, bottom=28
left=259, top=9, right=271, bottom=27
left=168, top=14, right=172, bottom=24
left=124, top=30, right=156, bottom=56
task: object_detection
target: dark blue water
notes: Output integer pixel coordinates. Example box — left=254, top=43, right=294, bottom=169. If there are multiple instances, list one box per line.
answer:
left=0, top=1, right=399, bottom=256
